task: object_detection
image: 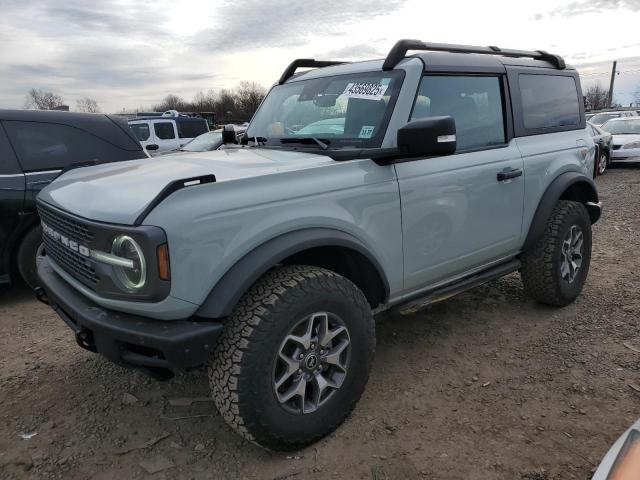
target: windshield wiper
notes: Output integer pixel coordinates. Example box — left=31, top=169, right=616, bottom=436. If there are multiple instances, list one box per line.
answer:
left=280, top=137, right=330, bottom=150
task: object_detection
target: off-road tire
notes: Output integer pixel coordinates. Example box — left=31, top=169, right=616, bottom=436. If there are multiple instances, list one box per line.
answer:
left=208, top=265, right=375, bottom=450
left=521, top=200, right=592, bottom=306
left=17, top=226, right=44, bottom=288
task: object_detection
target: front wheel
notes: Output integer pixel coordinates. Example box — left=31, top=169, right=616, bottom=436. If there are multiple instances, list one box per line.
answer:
left=520, top=200, right=592, bottom=306
left=208, top=265, right=375, bottom=450
left=597, top=150, right=608, bottom=175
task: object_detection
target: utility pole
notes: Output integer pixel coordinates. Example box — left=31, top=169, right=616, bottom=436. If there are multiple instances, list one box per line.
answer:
left=607, top=60, right=617, bottom=108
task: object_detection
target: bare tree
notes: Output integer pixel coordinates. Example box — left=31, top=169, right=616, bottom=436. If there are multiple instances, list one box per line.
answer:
left=235, top=81, right=267, bottom=120
left=153, top=94, right=188, bottom=112
left=24, top=88, right=64, bottom=110
left=584, top=83, right=609, bottom=111
left=148, top=82, right=267, bottom=123
left=191, top=90, right=217, bottom=112
left=76, top=97, right=100, bottom=113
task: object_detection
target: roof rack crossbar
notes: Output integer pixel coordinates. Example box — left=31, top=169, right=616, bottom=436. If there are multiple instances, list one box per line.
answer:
left=278, top=59, right=348, bottom=84
left=382, top=39, right=566, bottom=71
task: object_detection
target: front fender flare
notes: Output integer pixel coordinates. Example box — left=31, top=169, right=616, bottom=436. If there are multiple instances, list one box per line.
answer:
left=195, top=228, right=390, bottom=319
left=523, top=171, right=600, bottom=252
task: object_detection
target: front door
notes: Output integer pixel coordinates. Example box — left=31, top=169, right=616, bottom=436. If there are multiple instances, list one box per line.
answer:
left=395, top=74, right=525, bottom=292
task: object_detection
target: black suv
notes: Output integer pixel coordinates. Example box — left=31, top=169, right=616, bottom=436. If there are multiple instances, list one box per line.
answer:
left=0, top=110, right=146, bottom=287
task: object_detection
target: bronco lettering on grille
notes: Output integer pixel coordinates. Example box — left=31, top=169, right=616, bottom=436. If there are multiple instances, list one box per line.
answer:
left=41, top=221, right=91, bottom=257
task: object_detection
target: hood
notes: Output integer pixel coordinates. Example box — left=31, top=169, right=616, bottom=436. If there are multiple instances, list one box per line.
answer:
left=612, top=133, right=640, bottom=146
left=38, top=147, right=335, bottom=225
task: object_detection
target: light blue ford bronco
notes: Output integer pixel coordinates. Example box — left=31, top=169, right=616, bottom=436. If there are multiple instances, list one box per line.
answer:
left=35, top=40, right=601, bottom=450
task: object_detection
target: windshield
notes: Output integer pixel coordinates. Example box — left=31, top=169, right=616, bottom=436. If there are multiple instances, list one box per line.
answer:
left=181, top=130, right=223, bottom=152
left=590, top=113, right=620, bottom=125
left=601, top=119, right=640, bottom=134
left=246, top=70, right=404, bottom=148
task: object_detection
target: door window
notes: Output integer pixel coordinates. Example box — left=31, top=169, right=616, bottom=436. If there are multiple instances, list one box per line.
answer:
left=154, top=122, right=176, bottom=140
left=3, top=121, right=129, bottom=171
left=411, top=76, right=506, bottom=151
left=130, top=123, right=150, bottom=141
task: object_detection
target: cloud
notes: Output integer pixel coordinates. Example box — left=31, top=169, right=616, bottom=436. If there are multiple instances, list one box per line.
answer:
left=316, top=43, right=387, bottom=60
left=197, top=0, right=403, bottom=51
left=533, top=0, right=640, bottom=20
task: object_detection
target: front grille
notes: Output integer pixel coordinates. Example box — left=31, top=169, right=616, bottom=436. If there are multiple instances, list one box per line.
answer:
left=37, top=204, right=99, bottom=287
left=42, top=235, right=99, bottom=286
left=38, top=205, right=94, bottom=244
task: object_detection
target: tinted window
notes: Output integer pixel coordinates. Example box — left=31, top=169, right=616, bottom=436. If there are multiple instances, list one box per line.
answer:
left=154, top=122, right=175, bottom=140
left=4, top=121, right=134, bottom=171
left=411, top=76, right=505, bottom=150
left=130, top=123, right=150, bottom=141
left=519, top=74, right=580, bottom=129
left=178, top=120, right=208, bottom=139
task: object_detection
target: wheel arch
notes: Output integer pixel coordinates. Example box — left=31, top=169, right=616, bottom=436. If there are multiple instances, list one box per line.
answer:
left=2, top=213, right=40, bottom=282
left=522, top=171, right=600, bottom=252
left=195, top=228, right=390, bottom=319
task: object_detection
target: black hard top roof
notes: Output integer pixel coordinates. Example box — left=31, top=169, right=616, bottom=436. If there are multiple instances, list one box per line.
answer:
left=0, top=109, right=143, bottom=151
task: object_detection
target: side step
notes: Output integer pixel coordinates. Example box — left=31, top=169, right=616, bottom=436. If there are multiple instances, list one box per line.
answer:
left=397, top=259, right=521, bottom=315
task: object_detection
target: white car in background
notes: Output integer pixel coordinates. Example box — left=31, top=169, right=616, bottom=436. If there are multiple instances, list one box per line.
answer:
left=601, top=117, right=640, bottom=163
left=590, top=110, right=638, bottom=127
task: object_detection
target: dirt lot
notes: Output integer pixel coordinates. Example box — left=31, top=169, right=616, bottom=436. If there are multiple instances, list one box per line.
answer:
left=1, top=167, right=639, bottom=480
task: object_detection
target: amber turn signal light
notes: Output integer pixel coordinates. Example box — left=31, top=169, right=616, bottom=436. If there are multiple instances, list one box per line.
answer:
left=157, top=244, right=170, bottom=281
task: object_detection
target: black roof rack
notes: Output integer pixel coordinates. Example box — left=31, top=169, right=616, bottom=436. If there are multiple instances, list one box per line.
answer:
left=278, top=59, right=348, bottom=84
left=382, top=39, right=566, bottom=71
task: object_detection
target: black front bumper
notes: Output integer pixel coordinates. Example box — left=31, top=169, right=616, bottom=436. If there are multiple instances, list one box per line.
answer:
left=36, top=257, right=223, bottom=374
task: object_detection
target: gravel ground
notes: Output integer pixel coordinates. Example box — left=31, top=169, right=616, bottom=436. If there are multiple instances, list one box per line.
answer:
left=1, top=166, right=639, bottom=480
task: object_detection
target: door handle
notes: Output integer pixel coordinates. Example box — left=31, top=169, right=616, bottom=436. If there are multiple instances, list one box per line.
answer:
left=497, top=168, right=523, bottom=181
left=146, top=144, right=159, bottom=151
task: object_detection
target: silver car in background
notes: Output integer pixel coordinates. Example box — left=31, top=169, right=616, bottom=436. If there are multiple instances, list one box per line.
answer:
left=590, top=110, right=638, bottom=127
left=601, top=117, right=640, bottom=163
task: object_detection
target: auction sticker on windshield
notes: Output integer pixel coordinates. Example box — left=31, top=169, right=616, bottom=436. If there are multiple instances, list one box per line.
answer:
left=343, top=82, right=388, bottom=101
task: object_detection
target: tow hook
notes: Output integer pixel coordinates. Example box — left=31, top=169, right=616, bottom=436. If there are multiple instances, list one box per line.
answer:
left=34, top=286, right=49, bottom=305
left=75, top=330, right=97, bottom=352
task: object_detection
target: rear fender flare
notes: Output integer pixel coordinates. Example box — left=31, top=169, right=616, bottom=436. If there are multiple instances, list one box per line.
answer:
left=522, top=171, right=600, bottom=252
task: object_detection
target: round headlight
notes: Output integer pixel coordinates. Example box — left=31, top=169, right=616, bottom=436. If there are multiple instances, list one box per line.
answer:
left=111, top=235, right=146, bottom=290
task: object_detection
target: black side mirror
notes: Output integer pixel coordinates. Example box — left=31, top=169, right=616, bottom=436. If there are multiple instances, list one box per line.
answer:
left=397, top=116, right=456, bottom=157
left=146, top=144, right=159, bottom=151
left=222, top=124, right=236, bottom=144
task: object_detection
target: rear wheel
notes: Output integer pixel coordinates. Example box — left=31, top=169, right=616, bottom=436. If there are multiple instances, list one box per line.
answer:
left=208, top=265, right=375, bottom=450
left=520, top=200, right=592, bottom=306
left=16, top=226, right=45, bottom=288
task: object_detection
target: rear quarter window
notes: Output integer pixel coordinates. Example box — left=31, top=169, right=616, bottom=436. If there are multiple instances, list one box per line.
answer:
left=519, top=74, right=580, bottom=130
left=178, top=120, right=208, bottom=139
left=3, top=121, right=138, bottom=171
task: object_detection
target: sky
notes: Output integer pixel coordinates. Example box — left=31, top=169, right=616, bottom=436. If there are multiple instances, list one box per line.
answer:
left=1, top=0, right=640, bottom=113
